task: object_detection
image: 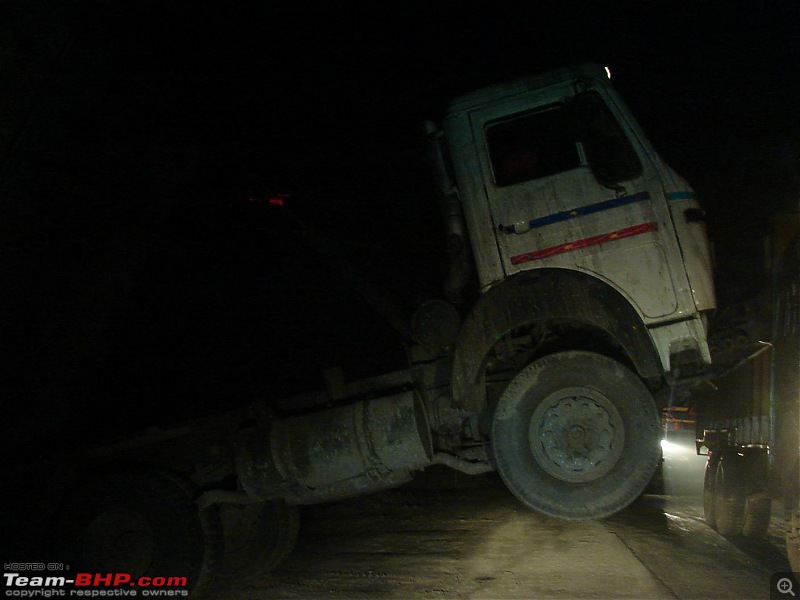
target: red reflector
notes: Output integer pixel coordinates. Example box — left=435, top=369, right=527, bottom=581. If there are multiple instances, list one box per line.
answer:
left=269, top=197, right=285, bottom=207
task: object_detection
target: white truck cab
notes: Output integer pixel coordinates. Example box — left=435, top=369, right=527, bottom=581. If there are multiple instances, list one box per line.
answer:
left=437, top=64, right=715, bottom=378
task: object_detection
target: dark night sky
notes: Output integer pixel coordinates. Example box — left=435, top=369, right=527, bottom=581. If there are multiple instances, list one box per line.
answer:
left=2, top=1, right=799, bottom=455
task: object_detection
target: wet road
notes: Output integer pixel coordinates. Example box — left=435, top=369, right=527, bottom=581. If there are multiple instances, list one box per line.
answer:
left=217, top=449, right=792, bottom=599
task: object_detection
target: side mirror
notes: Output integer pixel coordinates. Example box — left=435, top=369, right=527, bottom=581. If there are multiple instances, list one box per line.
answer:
left=570, top=91, right=642, bottom=187
left=421, top=121, right=457, bottom=199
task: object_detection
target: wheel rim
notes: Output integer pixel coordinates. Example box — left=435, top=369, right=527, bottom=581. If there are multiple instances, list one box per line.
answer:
left=528, top=387, right=625, bottom=483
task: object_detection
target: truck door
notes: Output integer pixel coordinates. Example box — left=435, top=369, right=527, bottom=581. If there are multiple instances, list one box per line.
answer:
left=471, top=85, right=690, bottom=321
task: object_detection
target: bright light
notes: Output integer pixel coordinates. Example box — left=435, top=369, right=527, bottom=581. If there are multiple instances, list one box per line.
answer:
left=660, top=439, right=692, bottom=454
left=604, top=65, right=612, bottom=79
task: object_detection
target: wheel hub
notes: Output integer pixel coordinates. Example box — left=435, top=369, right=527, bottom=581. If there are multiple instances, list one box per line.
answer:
left=528, top=387, right=624, bottom=483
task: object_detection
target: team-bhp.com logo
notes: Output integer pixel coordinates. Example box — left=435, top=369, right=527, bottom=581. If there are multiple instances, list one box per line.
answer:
left=3, top=564, right=189, bottom=597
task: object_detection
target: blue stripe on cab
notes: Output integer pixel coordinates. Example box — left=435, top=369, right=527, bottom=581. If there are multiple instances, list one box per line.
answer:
left=508, top=191, right=651, bottom=233
left=665, top=191, right=696, bottom=201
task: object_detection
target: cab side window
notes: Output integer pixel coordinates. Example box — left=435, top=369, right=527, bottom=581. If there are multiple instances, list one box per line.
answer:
left=486, top=105, right=579, bottom=188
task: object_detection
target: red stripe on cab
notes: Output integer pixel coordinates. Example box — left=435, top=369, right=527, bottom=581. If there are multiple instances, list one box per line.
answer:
left=510, top=222, right=657, bottom=265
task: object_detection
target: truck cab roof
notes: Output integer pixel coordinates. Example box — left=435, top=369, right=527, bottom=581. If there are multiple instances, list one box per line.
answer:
left=445, top=63, right=609, bottom=115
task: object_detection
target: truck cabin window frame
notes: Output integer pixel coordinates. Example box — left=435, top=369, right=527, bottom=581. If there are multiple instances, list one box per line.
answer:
left=484, top=92, right=643, bottom=189
left=570, top=90, right=643, bottom=186
left=485, top=104, right=580, bottom=188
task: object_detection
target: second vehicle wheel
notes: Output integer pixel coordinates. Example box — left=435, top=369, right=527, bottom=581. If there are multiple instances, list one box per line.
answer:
left=491, top=351, right=661, bottom=520
left=741, top=451, right=771, bottom=538
left=742, top=496, right=772, bottom=538
left=786, top=506, right=800, bottom=574
left=703, top=453, right=720, bottom=530
left=713, top=452, right=747, bottom=536
left=218, top=499, right=299, bottom=581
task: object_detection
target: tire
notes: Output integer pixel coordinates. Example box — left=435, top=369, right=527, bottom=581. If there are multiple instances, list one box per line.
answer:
left=643, top=454, right=665, bottom=496
left=703, top=453, right=720, bottom=531
left=786, top=507, right=800, bottom=574
left=713, top=453, right=746, bottom=537
left=55, top=468, right=221, bottom=597
left=742, top=497, right=772, bottom=538
left=491, top=351, right=661, bottom=521
left=741, top=451, right=771, bottom=538
left=218, top=499, right=299, bottom=581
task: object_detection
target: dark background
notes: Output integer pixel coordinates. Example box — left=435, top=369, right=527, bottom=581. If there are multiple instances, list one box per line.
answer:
left=2, top=0, right=799, bottom=456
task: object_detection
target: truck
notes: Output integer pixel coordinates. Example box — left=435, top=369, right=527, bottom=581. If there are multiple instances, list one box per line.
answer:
left=48, top=64, right=718, bottom=595
left=696, top=213, right=799, bottom=572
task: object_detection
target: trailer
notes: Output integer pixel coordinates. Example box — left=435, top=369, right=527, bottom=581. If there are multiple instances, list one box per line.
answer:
left=696, top=214, right=799, bottom=572
left=46, top=64, right=719, bottom=596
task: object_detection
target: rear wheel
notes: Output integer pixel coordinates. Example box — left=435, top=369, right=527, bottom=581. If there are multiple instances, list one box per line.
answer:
left=713, top=453, right=746, bottom=536
left=786, top=507, right=800, bottom=574
left=56, top=468, right=221, bottom=597
left=741, top=451, right=771, bottom=538
left=491, top=351, right=661, bottom=520
left=703, top=453, right=720, bottom=530
left=218, top=499, right=299, bottom=581
left=742, top=497, right=772, bottom=538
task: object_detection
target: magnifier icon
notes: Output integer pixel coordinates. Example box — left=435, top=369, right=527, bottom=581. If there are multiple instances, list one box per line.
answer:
left=778, top=577, right=796, bottom=596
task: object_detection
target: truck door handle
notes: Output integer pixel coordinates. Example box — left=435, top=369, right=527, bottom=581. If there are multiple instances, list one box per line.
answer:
left=498, top=224, right=518, bottom=234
